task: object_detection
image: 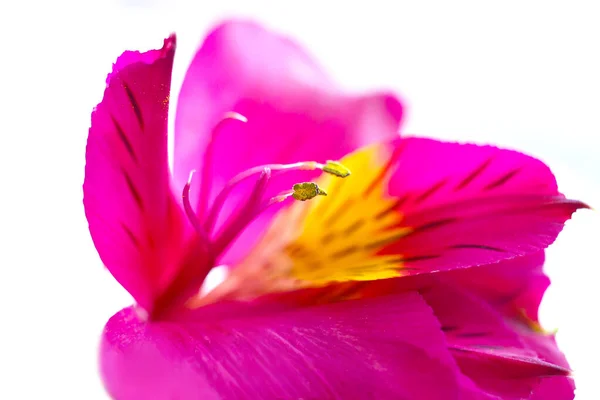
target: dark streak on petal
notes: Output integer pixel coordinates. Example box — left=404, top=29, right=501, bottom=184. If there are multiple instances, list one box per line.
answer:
left=286, top=243, right=304, bottom=256
left=363, top=144, right=403, bottom=197
left=324, top=197, right=355, bottom=226
left=397, top=266, right=421, bottom=272
left=492, top=285, right=528, bottom=307
left=484, top=167, right=521, bottom=191
left=320, top=232, right=336, bottom=245
left=414, top=179, right=447, bottom=203
left=121, top=222, right=140, bottom=248
left=398, top=255, right=441, bottom=263
left=383, top=258, right=408, bottom=265
left=374, top=197, right=406, bottom=220
left=344, top=219, right=365, bottom=235
left=346, top=265, right=391, bottom=275
left=450, top=244, right=505, bottom=252
left=311, top=261, right=323, bottom=270
left=334, top=282, right=367, bottom=300
left=122, top=168, right=144, bottom=210
left=346, top=264, right=375, bottom=271
left=411, top=218, right=456, bottom=234
left=441, top=326, right=459, bottom=332
left=288, top=246, right=312, bottom=259
left=111, top=114, right=138, bottom=164
left=455, top=158, right=493, bottom=190
left=394, top=194, right=409, bottom=209
left=363, top=232, right=409, bottom=250
left=330, top=245, right=359, bottom=259
left=455, top=332, right=491, bottom=338
left=123, top=81, right=144, bottom=130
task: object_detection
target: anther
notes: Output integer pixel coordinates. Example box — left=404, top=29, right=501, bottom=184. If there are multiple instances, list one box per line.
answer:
left=323, top=160, right=351, bottom=178
left=205, top=160, right=351, bottom=233
left=292, top=182, right=327, bottom=201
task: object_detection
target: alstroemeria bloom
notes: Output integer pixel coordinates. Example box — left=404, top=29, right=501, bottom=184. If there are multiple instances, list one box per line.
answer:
left=85, top=21, right=587, bottom=399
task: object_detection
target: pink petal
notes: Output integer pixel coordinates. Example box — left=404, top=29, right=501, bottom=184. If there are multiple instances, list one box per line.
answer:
left=214, top=139, right=585, bottom=303
left=258, top=278, right=573, bottom=399
left=100, top=292, right=462, bottom=399
left=174, top=20, right=403, bottom=261
left=444, top=252, right=549, bottom=322
left=441, top=252, right=572, bottom=370
left=420, top=283, right=570, bottom=399
left=453, top=346, right=570, bottom=400
left=422, top=284, right=525, bottom=349
left=513, top=324, right=571, bottom=370
left=438, top=251, right=571, bottom=372
left=84, top=36, right=196, bottom=311
left=381, top=137, right=587, bottom=273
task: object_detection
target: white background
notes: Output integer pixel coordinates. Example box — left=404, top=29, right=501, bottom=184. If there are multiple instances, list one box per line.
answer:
left=0, top=0, right=598, bottom=398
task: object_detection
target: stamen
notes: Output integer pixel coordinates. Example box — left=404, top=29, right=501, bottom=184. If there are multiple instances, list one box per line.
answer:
left=212, top=168, right=272, bottom=255
left=212, top=179, right=333, bottom=257
left=205, top=161, right=351, bottom=234
left=197, top=112, right=248, bottom=219
left=182, top=170, right=209, bottom=243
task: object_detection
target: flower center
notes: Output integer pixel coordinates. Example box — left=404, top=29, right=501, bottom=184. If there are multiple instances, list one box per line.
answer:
left=183, top=141, right=413, bottom=309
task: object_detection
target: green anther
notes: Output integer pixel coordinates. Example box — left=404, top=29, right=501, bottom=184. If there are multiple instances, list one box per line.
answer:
left=292, top=182, right=327, bottom=201
left=323, top=160, right=351, bottom=178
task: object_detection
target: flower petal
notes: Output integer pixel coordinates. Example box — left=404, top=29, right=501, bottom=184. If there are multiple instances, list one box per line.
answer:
left=453, top=346, right=571, bottom=400
left=421, top=283, right=571, bottom=399
left=210, top=139, right=585, bottom=301
left=100, top=292, right=462, bottom=399
left=173, top=20, right=403, bottom=261
left=426, top=254, right=573, bottom=375
left=513, top=323, right=571, bottom=370
left=286, top=278, right=574, bottom=399
left=444, top=252, right=548, bottom=322
left=254, top=278, right=573, bottom=399
left=84, top=36, right=192, bottom=311
left=379, top=137, right=587, bottom=273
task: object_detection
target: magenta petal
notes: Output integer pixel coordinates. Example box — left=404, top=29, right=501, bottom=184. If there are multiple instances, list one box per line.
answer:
left=100, top=292, right=462, bottom=399
left=174, top=20, right=403, bottom=261
left=382, top=137, right=587, bottom=274
left=454, top=346, right=570, bottom=400
left=444, top=252, right=548, bottom=321
left=445, top=255, right=573, bottom=370
left=422, top=284, right=524, bottom=349
left=421, top=283, right=570, bottom=399
left=84, top=36, right=191, bottom=310
left=516, top=326, right=571, bottom=370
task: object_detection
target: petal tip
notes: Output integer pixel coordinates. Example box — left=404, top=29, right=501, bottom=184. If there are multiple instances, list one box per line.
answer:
left=165, top=33, right=177, bottom=49
left=382, top=92, right=404, bottom=123
left=565, top=198, right=592, bottom=212
left=107, top=33, right=176, bottom=86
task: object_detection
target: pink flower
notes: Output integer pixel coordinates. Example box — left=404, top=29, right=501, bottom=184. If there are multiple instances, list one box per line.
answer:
left=84, top=21, right=587, bottom=399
